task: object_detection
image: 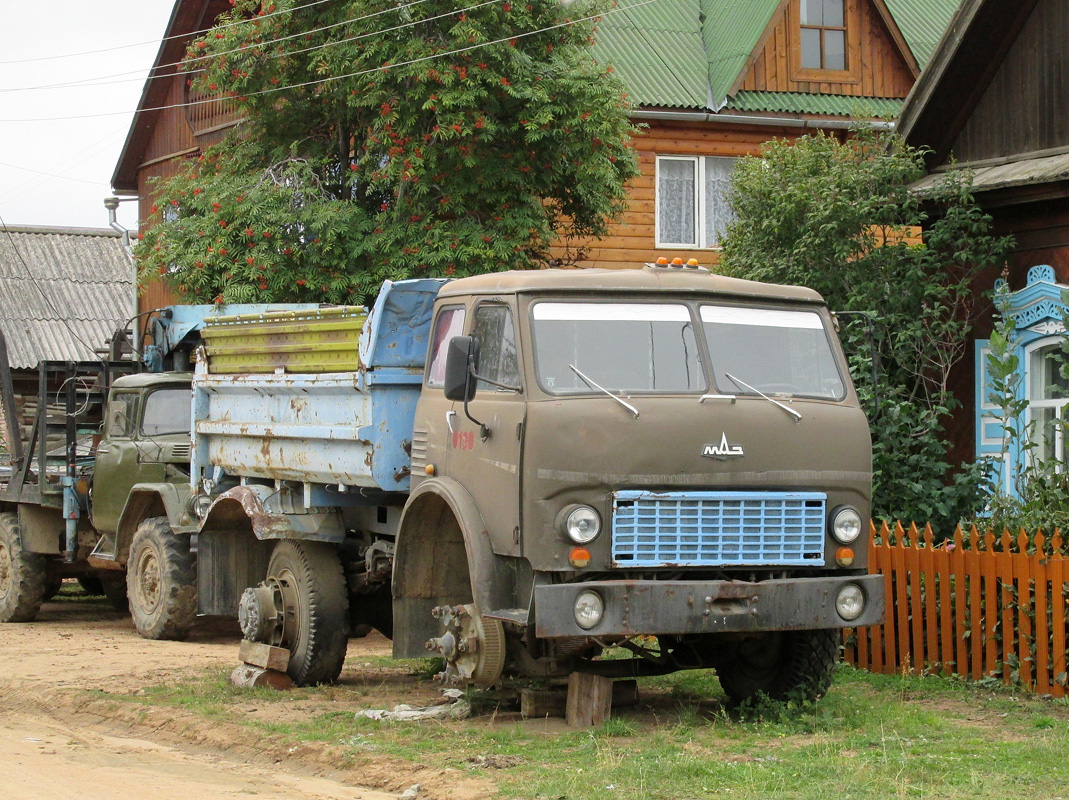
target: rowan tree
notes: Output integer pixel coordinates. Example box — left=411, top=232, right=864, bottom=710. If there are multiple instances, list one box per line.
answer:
left=136, top=0, right=638, bottom=303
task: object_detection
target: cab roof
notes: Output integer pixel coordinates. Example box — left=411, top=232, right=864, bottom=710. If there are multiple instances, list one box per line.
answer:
left=110, top=372, right=193, bottom=389
left=436, top=266, right=826, bottom=304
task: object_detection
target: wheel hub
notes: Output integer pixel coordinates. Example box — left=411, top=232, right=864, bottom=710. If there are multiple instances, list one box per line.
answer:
left=238, top=574, right=300, bottom=649
left=425, top=603, right=506, bottom=687
left=134, top=549, right=161, bottom=614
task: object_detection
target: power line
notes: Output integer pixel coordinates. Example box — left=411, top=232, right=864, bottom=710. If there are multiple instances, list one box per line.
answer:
left=0, top=0, right=333, bottom=66
left=0, top=0, right=645, bottom=124
left=0, top=0, right=436, bottom=94
left=0, top=160, right=110, bottom=187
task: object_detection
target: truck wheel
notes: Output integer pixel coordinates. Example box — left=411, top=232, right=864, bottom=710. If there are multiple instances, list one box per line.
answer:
left=715, top=629, right=839, bottom=706
left=0, top=512, right=47, bottom=623
left=101, top=575, right=129, bottom=612
left=77, top=575, right=104, bottom=595
left=264, top=540, right=349, bottom=686
left=127, top=518, right=196, bottom=640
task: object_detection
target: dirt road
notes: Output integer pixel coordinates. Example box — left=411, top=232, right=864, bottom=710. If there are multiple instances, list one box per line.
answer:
left=0, top=593, right=432, bottom=800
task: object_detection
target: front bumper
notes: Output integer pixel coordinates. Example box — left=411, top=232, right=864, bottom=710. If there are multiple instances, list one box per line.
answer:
left=533, top=574, right=884, bottom=638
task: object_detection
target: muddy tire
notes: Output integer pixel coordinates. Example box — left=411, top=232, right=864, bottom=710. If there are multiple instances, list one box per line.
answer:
left=715, top=629, right=839, bottom=706
left=267, top=540, right=348, bottom=686
left=0, top=512, right=47, bottom=622
left=101, top=575, right=129, bottom=612
left=77, top=575, right=104, bottom=596
left=127, top=518, right=196, bottom=640
left=44, top=575, right=64, bottom=601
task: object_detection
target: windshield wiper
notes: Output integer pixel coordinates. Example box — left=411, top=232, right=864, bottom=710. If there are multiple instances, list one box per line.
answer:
left=569, top=365, right=639, bottom=419
left=723, top=372, right=802, bottom=422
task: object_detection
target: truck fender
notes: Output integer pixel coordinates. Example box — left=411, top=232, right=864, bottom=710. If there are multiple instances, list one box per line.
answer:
left=199, top=484, right=345, bottom=542
left=391, top=477, right=509, bottom=658
left=115, top=484, right=194, bottom=564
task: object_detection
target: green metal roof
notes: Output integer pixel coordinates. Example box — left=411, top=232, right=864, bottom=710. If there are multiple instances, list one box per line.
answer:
left=724, top=91, right=903, bottom=117
left=884, top=0, right=962, bottom=67
left=592, top=0, right=962, bottom=114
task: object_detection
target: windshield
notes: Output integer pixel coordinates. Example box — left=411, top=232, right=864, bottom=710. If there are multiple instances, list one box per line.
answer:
left=141, top=388, right=191, bottom=436
left=700, top=305, right=845, bottom=399
left=531, top=302, right=704, bottom=394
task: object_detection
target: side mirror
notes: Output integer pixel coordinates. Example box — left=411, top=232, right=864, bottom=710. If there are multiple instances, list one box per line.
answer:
left=444, top=336, right=479, bottom=402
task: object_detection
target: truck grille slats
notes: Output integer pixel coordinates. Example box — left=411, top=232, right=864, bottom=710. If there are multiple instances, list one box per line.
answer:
left=611, top=490, right=826, bottom=567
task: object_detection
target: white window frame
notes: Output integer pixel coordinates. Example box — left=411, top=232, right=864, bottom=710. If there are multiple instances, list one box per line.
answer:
left=654, top=155, right=736, bottom=250
left=1025, top=337, right=1069, bottom=470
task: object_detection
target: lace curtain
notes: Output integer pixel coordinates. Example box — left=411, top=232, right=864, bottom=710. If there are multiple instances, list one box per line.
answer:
left=704, top=156, right=736, bottom=247
left=657, top=159, right=696, bottom=245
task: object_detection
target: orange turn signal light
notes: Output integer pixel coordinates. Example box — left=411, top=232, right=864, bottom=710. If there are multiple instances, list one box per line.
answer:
left=835, top=547, right=855, bottom=567
left=569, top=547, right=591, bottom=568
left=425, top=464, right=436, bottom=476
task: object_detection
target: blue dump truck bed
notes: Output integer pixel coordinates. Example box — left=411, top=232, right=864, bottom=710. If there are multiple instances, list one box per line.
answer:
left=190, top=279, right=447, bottom=493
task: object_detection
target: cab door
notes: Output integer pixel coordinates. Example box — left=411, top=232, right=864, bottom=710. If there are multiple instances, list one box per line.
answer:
left=91, top=391, right=141, bottom=533
left=446, top=301, right=525, bottom=557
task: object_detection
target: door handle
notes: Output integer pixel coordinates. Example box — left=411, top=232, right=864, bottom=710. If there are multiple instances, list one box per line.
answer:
left=446, top=410, right=456, bottom=434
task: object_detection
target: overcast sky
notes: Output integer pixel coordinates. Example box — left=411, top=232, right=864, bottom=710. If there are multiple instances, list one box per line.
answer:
left=0, top=2, right=175, bottom=232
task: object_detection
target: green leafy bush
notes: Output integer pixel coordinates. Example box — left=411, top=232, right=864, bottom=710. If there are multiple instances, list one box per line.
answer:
left=720, top=129, right=1014, bottom=531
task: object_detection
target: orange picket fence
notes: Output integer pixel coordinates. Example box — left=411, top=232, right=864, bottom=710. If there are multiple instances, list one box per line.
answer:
left=844, top=521, right=1069, bottom=696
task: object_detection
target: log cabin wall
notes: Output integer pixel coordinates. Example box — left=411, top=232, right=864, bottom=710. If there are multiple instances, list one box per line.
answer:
left=738, top=0, right=915, bottom=99
left=567, top=119, right=836, bottom=270
left=950, top=0, right=1069, bottom=164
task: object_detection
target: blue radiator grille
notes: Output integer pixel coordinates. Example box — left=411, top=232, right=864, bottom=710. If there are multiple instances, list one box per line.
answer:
left=611, top=491, right=826, bottom=567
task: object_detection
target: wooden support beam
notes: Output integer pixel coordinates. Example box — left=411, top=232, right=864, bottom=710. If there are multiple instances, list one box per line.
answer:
left=566, top=672, right=613, bottom=728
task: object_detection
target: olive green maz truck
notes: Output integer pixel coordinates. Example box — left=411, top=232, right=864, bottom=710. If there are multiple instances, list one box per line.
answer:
left=184, top=264, right=883, bottom=703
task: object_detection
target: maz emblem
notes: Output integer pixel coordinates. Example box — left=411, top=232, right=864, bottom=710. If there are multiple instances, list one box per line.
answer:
left=702, top=433, right=744, bottom=460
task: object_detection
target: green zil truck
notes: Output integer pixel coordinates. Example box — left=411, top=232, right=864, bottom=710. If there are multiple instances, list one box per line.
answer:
left=0, top=304, right=312, bottom=632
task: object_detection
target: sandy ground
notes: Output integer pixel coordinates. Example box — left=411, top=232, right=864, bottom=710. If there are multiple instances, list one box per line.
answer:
left=0, top=592, right=464, bottom=800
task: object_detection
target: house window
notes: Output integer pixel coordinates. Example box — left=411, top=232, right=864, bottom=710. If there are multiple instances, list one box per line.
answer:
left=800, top=0, right=846, bottom=70
left=1028, top=341, right=1069, bottom=468
left=656, top=156, right=737, bottom=249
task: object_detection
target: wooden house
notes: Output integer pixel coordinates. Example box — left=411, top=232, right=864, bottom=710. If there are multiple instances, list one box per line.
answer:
left=112, top=0, right=960, bottom=309
left=898, top=0, right=1069, bottom=488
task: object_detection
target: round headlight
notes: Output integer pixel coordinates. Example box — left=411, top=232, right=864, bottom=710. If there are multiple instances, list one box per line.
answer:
left=836, top=583, right=865, bottom=621
left=830, top=506, right=863, bottom=544
left=188, top=494, right=213, bottom=520
left=561, top=505, right=601, bottom=544
left=574, top=590, right=605, bottom=630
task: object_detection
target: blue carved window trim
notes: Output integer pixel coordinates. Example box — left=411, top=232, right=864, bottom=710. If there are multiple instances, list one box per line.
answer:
left=976, top=265, right=1068, bottom=496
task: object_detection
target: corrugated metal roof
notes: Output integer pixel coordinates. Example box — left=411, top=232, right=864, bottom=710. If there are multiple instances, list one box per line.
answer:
left=884, top=0, right=963, bottom=68
left=594, top=0, right=962, bottom=113
left=912, top=151, right=1069, bottom=195
left=0, top=226, right=134, bottom=369
left=703, top=0, right=782, bottom=110
left=724, top=91, right=903, bottom=117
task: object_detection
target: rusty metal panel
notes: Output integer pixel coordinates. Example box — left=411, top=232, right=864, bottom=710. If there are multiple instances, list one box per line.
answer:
left=201, top=306, right=367, bottom=374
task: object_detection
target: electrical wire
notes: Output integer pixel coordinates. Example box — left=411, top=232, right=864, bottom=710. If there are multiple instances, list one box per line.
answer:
left=0, top=0, right=333, bottom=66
left=0, top=160, right=110, bottom=187
left=0, top=0, right=437, bottom=94
left=0, top=0, right=651, bottom=124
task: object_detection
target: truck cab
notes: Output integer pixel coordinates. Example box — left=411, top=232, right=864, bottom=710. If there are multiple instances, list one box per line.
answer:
left=91, top=372, right=194, bottom=535
left=394, top=265, right=881, bottom=699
